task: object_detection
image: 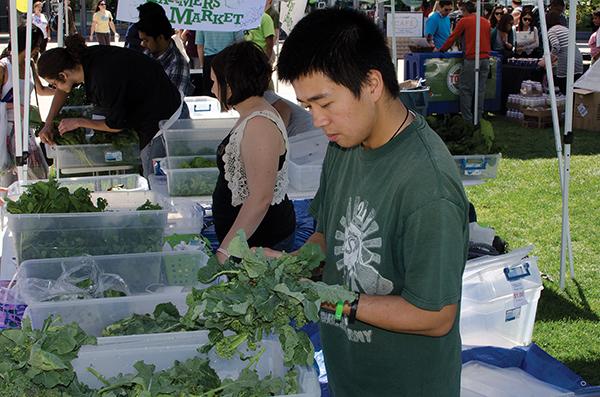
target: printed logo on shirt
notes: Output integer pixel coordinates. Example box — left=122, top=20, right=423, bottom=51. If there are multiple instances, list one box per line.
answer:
left=320, top=311, right=373, bottom=344
left=333, top=196, right=393, bottom=295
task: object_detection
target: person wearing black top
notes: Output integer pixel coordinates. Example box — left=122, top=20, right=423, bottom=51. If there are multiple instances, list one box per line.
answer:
left=37, top=34, right=181, bottom=176
left=209, top=41, right=295, bottom=263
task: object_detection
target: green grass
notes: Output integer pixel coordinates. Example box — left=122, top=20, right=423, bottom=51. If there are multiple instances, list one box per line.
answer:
left=465, top=116, right=600, bottom=385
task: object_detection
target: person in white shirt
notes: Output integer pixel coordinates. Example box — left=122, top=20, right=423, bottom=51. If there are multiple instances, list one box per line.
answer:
left=32, top=1, right=50, bottom=53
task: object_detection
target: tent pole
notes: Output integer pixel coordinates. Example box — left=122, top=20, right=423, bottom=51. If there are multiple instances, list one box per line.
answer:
left=473, top=0, right=481, bottom=126
left=9, top=0, right=23, bottom=183
left=20, top=2, right=33, bottom=183
left=536, top=0, right=571, bottom=289
left=560, top=0, right=577, bottom=288
left=58, top=0, right=64, bottom=47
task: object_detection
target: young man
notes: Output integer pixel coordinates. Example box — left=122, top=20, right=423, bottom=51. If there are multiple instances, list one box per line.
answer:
left=276, top=8, right=468, bottom=397
left=438, top=0, right=491, bottom=124
left=425, top=0, right=454, bottom=49
left=135, top=8, right=194, bottom=97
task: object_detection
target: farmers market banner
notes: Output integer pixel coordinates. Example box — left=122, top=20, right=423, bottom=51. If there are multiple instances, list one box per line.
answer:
left=116, top=0, right=265, bottom=31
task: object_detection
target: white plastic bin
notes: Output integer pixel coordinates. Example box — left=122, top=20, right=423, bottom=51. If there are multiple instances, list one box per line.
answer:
left=460, top=247, right=543, bottom=348
left=25, top=290, right=189, bottom=336
left=73, top=331, right=320, bottom=396
left=184, top=96, right=221, bottom=117
left=163, top=156, right=219, bottom=197
left=453, top=154, right=501, bottom=180
left=288, top=129, right=328, bottom=191
left=7, top=174, right=148, bottom=199
left=6, top=192, right=168, bottom=263
left=159, top=117, right=237, bottom=132
left=48, top=143, right=140, bottom=169
left=163, top=129, right=227, bottom=157
left=17, top=250, right=209, bottom=297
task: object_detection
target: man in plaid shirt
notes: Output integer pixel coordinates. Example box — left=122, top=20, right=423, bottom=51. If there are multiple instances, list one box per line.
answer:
left=135, top=14, right=194, bottom=97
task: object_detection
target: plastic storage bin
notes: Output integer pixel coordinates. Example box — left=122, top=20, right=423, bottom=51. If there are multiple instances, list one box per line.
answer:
left=25, top=289, right=189, bottom=336
left=48, top=143, right=140, bottom=169
left=460, top=247, right=543, bottom=348
left=184, top=96, right=221, bottom=118
left=72, top=331, right=320, bottom=396
left=163, top=156, right=219, bottom=197
left=6, top=192, right=168, bottom=263
left=7, top=174, right=148, bottom=198
left=163, top=129, right=227, bottom=157
left=453, top=154, right=501, bottom=180
left=159, top=117, right=237, bottom=132
left=288, top=130, right=328, bottom=191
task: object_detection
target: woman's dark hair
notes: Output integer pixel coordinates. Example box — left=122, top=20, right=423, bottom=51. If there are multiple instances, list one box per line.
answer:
left=519, top=11, right=535, bottom=31
left=594, top=9, right=600, bottom=32
left=462, top=1, right=476, bottom=14
left=546, top=11, right=562, bottom=29
left=278, top=8, right=399, bottom=99
left=1, top=25, right=44, bottom=59
left=498, top=14, right=514, bottom=33
left=489, top=5, right=505, bottom=28
left=37, top=34, right=86, bottom=81
left=210, top=41, right=271, bottom=110
left=94, top=0, right=105, bottom=12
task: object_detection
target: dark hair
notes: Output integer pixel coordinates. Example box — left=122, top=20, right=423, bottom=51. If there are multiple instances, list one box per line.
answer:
left=210, top=41, right=271, bottom=110
left=2, top=25, right=44, bottom=59
left=137, top=1, right=167, bottom=19
left=277, top=8, right=399, bottom=99
left=94, top=0, right=107, bottom=12
left=594, top=9, right=600, bottom=19
left=135, top=14, right=173, bottom=39
left=38, top=34, right=86, bottom=81
left=550, top=0, right=564, bottom=7
left=439, top=0, right=452, bottom=7
left=546, top=11, right=562, bottom=29
left=461, top=1, right=476, bottom=14
left=498, top=14, right=514, bottom=32
left=519, top=11, right=535, bottom=31
left=489, top=5, right=505, bottom=28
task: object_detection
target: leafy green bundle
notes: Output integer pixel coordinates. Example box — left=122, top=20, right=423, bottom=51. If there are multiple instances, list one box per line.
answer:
left=179, top=156, right=217, bottom=169
left=6, top=178, right=107, bottom=214
left=427, top=115, right=498, bottom=155
left=181, top=232, right=357, bottom=367
left=0, top=317, right=96, bottom=397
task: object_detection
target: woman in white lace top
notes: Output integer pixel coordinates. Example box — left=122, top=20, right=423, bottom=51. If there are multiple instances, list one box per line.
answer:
left=209, top=41, right=296, bottom=263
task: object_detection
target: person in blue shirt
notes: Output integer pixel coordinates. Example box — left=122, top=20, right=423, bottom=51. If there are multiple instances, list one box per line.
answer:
left=425, top=0, right=453, bottom=49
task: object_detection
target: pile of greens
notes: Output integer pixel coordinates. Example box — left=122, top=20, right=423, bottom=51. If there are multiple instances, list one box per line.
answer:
left=180, top=232, right=356, bottom=367
left=102, top=303, right=188, bottom=337
left=179, top=156, right=217, bottom=169
left=0, top=317, right=97, bottom=397
left=169, top=170, right=218, bottom=196
left=90, top=129, right=139, bottom=150
left=64, top=84, right=88, bottom=107
left=7, top=179, right=165, bottom=262
left=427, top=114, right=499, bottom=155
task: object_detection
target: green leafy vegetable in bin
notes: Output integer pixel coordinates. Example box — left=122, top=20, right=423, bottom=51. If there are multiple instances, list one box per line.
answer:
left=0, top=316, right=96, bottom=397
left=64, top=84, right=88, bottom=107
left=6, top=178, right=107, bottom=214
left=182, top=231, right=357, bottom=367
left=179, top=156, right=217, bottom=169
left=136, top=199, right=163, bottom=211
left=6, top=179, right=165, bottom=262
left=170, top=171, right=218, bottom=196
left=90, top=128, right=139, bottom=150
left=101, top=303, right=189, bottom=336
left=426, top=114, right=500, bottom=155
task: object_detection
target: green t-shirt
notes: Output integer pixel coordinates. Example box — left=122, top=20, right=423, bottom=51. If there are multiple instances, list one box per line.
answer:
left=245, top=13, right=275, bottom=52
left=310, top=113, right=469, bottom=397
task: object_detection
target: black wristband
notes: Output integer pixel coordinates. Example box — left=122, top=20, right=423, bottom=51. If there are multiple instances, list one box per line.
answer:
left=348, top=294, right=360, bottom=324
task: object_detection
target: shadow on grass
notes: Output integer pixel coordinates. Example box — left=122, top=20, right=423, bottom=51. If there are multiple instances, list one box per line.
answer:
left=484, top=115, right=600, bottom=160
left=561, top=358, right=600, bottom=387
left=536, top=280, right=600, bottom=322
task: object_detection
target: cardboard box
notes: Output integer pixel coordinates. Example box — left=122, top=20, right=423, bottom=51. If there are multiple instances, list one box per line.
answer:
left=573, top=90, right=600, bottom=132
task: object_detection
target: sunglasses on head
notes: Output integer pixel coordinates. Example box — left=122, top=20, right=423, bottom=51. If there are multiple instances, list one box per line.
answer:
left=495, top=12, right=503, bottom=15
left=523, top=17, right=532, bottom=21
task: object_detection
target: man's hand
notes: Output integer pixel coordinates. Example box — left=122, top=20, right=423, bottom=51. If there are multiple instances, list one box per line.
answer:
left=39, top=123, right=57, bottom=145
left=57, top=118, right=82, bottom=135
left=0, top=186, right=8, bottom=206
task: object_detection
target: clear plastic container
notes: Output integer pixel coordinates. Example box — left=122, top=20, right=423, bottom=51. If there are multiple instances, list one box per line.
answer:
left=163, top=129, right=226, bottom=157
left=25, top=289, right=189, bottom=336
left=17, top=250, right=209, bottom=296
left=461, top=248, right=543, bottom=348
left=288, top=130, right=328, bottom=191
left=163, top=156, right=219, bottom=197
left=453, top=154, right=501, bottom=180
left=184, top=96, right=221, bottom=118
left=6, top=192, right=168, bottom=263
left=6, top=174, right=148, bottom=199
left=159, top=117, right=237, bottom=132
left=48, top=143, right=140, bottom=169
left=72, top=331, right=320, bottom=396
